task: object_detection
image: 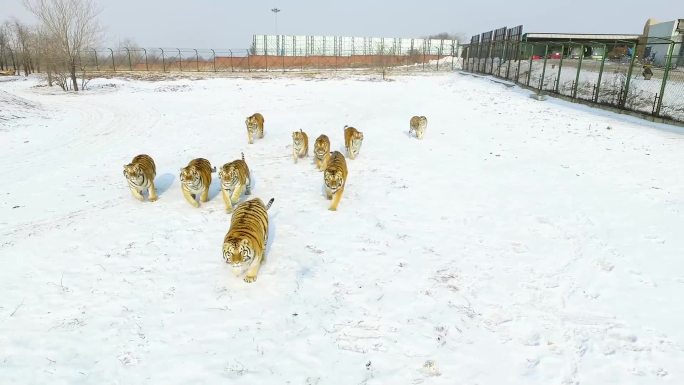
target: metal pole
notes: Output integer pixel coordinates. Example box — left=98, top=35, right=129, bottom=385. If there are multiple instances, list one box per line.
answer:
left=124, top=47, right=132, bottom=71
left=526, top=44, right=533, bottom=86
left=594, top=43, right=607, bottom=102
left=228, top=49, right=233, bottom=72
left=194, top=49, right=199, bottom=71
left=160, top=48, right=165, bottom=72
left=655, top=41, right=676, bottom=116
left=622, top=42, right=637, bottom=108
left=515, top=42, right=523, bottom=82
left=555, top=44, right=564, bottom=93
left=142, top=48, right=148, bottom=71
left=539, top=44, right=549, bottom=90
left=211, top=49, right=216, bottom=72
left=177, top=49, right=182, bottom=71
left=573, top=44, right=585, bottom=98
left=108, top=48, right=115, bottom=72
left=92, top=48, right=99, bottom=71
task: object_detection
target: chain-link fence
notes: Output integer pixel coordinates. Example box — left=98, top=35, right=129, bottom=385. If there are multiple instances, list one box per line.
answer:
left=463, top=36, right=684, bottom=124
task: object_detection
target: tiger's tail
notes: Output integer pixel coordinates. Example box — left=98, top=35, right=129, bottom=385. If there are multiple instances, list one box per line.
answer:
left=265, top=198, right=275, bottom=210
left=344, top=125, right=348, bottom=129
left=241, top=152, right=245, bottom=161
left=211, top=166, right=217, bottom=173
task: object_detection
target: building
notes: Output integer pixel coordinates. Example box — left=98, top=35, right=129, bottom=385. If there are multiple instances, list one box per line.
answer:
left=521, top=33, right=640, bottom=59
left=643, top=19, right=683, bottom=66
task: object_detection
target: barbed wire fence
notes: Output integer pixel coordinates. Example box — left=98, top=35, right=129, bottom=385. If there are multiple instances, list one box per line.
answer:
left=463, top=26, right=684, bottom=124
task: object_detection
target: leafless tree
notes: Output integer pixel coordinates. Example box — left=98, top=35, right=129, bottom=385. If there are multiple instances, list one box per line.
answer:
left=11, top=19, right=36, bottom=76
left=24, top=0, right=101, bottom=91
left=0, top=22, right=12, bottom=72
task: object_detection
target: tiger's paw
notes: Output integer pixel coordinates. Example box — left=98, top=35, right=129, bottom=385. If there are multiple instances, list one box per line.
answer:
left=328, top=206, right=337, bottom=211
left=226, top=207, right=233, bottom=214
left=244, top=275, right=257, bottom=283
left=149, top=196, right=158, bottom=202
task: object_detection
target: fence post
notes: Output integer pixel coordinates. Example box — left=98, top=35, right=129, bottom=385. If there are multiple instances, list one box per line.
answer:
left=177, top=49, right=182, bottom=71
left=655, top=41, right=675, bottom=116
left=211, top=49, right=216, bottom=72
left=108, top=48, right=115, bottom=72
left=160, top=48, right=165, bottom=72
left=516, top=43, right=524, bottom=82
left=539, top=44, right=549, bottom=89
left=247, top=51, right=250, bottom=72
left=194, top=49, right=199, bottom=72
left=594, top=43, right=607, bottom=102
left=422, top=45, right=426, bottom=71
left=526, top=44, right=533, bottom=86
left=142, top=48, right=148, bottom=71
left=555, top=44, right=564, bottom=93
left=621, top=42, right=637, bottom=108
left=229, top=49, right=233, bottom=72
left=265, top=51, right=268, bottom=72
left=573, top=44, right=585, bottom=98
left=92, top=48, right=99, bottom=71
left=124, top=47, right=132, bottom=70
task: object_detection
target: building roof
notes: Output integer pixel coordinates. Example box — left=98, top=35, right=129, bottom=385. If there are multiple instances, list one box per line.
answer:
left=523, top=33, right=641, bottom=41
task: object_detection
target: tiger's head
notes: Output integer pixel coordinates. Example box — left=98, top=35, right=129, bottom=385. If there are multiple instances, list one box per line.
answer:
left=292, top=130, right=306, bottom=151
left=223, top=237, right=254, bottom=275
left=245, top=116, right=258, bottom=131
left=314, top=136, right=329, bottom=157
left=123, top=163, right=143, bottom=182
left=324, top=167, right=345, bottom=192
left=179, top=165, right=200, bottom=186
left=218, top=164, right=237, bottom=187
left=351, top=131, right=364, bottom=145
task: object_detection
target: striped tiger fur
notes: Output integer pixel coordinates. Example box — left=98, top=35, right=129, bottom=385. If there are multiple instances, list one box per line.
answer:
left=219, top=152, right=252, bottom=213
left=313, top=134, right=331, bottom=171
left=222, top=197, right=275, bottom=283
left=245, top=113, right=265, bottom=144
left=409, top=116, right=427, bottom=139
left=292, top=129, right=309, bottom=163
left=179, top=158, right=216, bottom=208
left=344, top=125, right=364, bottom=160
left=123, top=154, right=157, bottom=202
left=324, top=151, right=348, bottom=211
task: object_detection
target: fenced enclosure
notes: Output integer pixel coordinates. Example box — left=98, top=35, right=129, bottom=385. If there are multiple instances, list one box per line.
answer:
left=0, top=37, right=461, bottom=76
left=463, top=35, right=684, bottom=124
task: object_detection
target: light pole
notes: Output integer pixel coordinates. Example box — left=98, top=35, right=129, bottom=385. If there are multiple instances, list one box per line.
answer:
left=271, top=8, right=280, bottom=35
left=271, top=8, right=281, bottom=56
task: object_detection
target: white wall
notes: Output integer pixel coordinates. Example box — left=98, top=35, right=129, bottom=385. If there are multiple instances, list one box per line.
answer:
left=646, top=20, right=677, bottom=66
left=252, top=35, right=458, bottom=56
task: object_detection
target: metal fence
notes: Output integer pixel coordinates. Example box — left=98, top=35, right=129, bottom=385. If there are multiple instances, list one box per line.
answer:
left=0, top=44, right=462, bottom=76
left=463, top=37, right=684, bottom=123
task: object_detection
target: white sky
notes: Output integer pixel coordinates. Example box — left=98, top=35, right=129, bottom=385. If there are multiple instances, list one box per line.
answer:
left=1, top=0, right=679, bottom=48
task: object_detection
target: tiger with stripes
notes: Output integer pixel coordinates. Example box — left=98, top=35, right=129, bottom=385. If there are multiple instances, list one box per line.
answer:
left=324, top=151, right=348, bottom=211
left=344, top=125, right=364, bottom=160
left=292, top=129, right=309, bottom=163
left=409, top=116, right=427, bottom=139
left=123, top=154, right=158, bottom=202
left=222, top=197, right=275, bottom=283
left=218, top=152, right=252, bottom=213
left=179, top=158, right=216, bottom=208
left=313, top=134, right=331, bottom=171
left=245, top=113, right=265, bottom=144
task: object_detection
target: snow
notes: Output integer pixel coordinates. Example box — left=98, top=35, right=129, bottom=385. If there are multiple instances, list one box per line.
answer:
left=1, top=72, right=684, bottom=384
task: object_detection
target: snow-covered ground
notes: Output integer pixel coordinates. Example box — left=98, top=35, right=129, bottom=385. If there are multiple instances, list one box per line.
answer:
left=1, top=73, right=684, bottom=384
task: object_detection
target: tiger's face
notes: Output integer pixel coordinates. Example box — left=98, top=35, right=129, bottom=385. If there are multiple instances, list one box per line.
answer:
left=179, top=166, right=200, bottom=186
left=314, top=139, right=329, bottom=157
left=223, top=238, right=253, bottom=275
left=292, top=131, right=306, bottom=149
left=123, top=163, right=143, bottom=182
left=324, top=169, right=345, bottom=192
left=245, top=116, right=258, bottom=131
left=218, top=165, right=237, bottom=188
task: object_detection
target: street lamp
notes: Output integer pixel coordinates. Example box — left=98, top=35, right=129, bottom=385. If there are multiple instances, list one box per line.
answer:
left=271, top=8, right=280, bottom=35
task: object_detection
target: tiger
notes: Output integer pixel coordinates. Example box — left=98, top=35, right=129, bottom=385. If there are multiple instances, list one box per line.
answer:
left=179, top=158, right=216, bottom=208
left=123, top=154, right=157, bottom=202
left=292, top=129, right=309, bottom=163
left=222, top=197, right=275, bottom=283
left=313, top=134, right=331, bottom=171
left=409, top=116, right=427, bottom=139
left=218, top=152, right=252, bottom=213
left=344, top=125, right=364, bottom=160
left=245, top=113, right=265, bottom=144
left=324, top=151, right=348, bottom=211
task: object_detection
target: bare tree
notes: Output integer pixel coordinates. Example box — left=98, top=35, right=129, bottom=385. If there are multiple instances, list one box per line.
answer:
left=0, top=22, right=11, bottom=72
left=11, top=19, right=36, bottom=76
left=24, top=0, right=101, bottom=91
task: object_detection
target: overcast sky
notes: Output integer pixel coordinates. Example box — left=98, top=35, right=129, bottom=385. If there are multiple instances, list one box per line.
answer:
left=1, top=0, right=678, bottom=48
